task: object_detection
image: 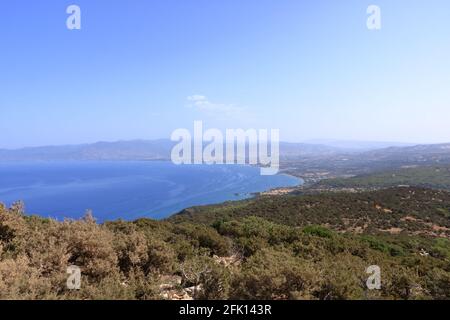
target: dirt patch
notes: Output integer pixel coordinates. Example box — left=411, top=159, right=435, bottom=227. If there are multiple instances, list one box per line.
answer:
left=380, top=227, right=403, bottom=234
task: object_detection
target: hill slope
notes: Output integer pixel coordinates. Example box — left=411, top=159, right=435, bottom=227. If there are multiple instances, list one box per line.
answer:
left=1, top=192, right=450, bottom=300
left=170, top=187, right=450, bottom=239
left=315, top=165, right=450, bottom=191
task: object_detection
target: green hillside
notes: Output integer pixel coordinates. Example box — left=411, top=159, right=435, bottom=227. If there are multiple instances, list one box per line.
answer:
left=170, top=187, right=450, bottom=238
left=1, top=187, right=449, bottom=300
left=315, top=166, right=450, bottom=190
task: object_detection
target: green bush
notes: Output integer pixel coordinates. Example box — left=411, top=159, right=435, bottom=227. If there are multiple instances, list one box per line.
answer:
left=302, top=225, right=334, bottom=239
left=230, top=249, right=317, bottom=299
left=361, top=236, right=405, bottom=256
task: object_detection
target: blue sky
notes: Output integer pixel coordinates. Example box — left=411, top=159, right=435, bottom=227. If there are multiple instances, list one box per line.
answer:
left=1, top=0, right=449, bottom=148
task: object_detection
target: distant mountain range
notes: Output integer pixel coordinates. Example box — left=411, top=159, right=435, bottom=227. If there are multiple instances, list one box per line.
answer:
left=363, top=143, right=450, bottom=159
left=0, top=140, right=174, bottom=161
left=0, top=139, right=449, bottom=163
left=0, top=139, right=340, bottom=161
left=302, top=139, right=416, bottom=151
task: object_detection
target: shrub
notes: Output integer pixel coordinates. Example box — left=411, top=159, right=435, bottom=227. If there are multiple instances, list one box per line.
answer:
left=313, top=254, right=366, bottom=300
left=0, top=255, right=54, bottom=299
left=303, top=225, right=334, bottom=239
left=230, top=248, right=317, bottom=300
left=60, top=215, right=119, bottom=281
left=431, top=238, right=450, bottom=260
left=145, top=238, right=176, bottom=274
left=179, top=255, right=230, bottom=299
left=174, top=223, right=231, bottom=256
left=361, top=236, right=405, bottom=256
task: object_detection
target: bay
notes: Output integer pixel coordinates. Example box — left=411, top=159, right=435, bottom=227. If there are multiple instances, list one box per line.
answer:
left=0, top=161, right=301, bottom=221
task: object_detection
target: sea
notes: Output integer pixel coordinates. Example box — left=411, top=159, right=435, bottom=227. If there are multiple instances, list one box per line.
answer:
left=0, top=161, right=301, bottom=221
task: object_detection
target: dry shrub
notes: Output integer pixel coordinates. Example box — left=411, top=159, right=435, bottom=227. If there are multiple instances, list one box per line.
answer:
left=313, top=254, right=367, bottom=300
left=0, top=255, right=54, bottom=299
left=145, top=238, right=176, bottom=275
left=114, top=228, right=149, bottom=275
left=230, top=248, right=318, bottom=300
left=110, top=220, right=176, bottom=275
left=180, top=255, right=230, bottom=300
left=60, top=213, right=119, bottom=281
left=0, top=201, right=28, bottom=254
left=24, top=219, right=70, bottom=276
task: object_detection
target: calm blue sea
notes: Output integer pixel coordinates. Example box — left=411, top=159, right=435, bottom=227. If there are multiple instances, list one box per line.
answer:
left=0, top=161, right=301, bottom=221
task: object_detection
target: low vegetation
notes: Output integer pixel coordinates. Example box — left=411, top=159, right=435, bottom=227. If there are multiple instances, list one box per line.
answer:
left=315, top=165, right=450, bottom=191
left=171, top=187, right=450, bottom=239
left=1, top=186, right=450, bottom=300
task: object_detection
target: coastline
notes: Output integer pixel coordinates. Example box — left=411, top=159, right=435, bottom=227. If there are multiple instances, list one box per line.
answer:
left=0, top=160, right=303, bottom=222
left=253, top=172, right=304, bottom=196
left=166, top=171, right=304, bottom=220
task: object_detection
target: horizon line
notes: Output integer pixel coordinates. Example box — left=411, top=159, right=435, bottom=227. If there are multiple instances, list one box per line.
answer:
left=2, top=138, right=450, bottom=151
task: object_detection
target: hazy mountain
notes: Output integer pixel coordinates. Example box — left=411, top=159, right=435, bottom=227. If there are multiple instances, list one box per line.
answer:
left=279, top=142, right=340, bottom=157
left=281, top=142, right=450, bottom=183
left=0, top=140, right=174, bottom=161
left=361, top=143, right=450, bottom=162
left=302, top=139, right=416, bottom=151
left=0, top=139, right=340, bottom=161
left=2, top=140, right=449, bottom=164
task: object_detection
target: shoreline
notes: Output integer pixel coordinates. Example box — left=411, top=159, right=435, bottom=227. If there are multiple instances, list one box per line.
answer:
left=164, top=172, right=304, bottom=220
left=0, top=161, right=304, bottom=222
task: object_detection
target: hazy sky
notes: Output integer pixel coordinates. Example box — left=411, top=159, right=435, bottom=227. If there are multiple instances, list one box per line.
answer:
left=1, top=0, right=449, bottom=148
